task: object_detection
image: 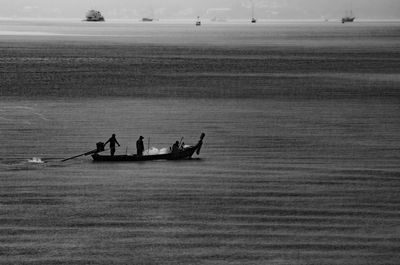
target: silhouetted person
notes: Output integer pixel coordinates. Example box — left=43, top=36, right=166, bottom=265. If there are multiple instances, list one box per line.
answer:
left=172, top=141, right=180, bottom=153
left=136, top=136, right=144, bottom=156
left=105, top=134, right=120, bottom=156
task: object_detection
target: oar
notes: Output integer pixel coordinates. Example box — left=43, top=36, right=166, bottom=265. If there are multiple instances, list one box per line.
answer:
left=196, top=133, right=205, bottom=155
left=61, top=148, right=98, bottom=162
left=61, top=141, right=110, bottom=162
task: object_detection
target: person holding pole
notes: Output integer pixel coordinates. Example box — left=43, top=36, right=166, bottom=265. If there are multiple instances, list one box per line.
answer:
left=104, top=134, right=120, bottom=156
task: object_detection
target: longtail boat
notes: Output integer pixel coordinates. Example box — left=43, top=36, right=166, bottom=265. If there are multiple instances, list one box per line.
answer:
left=91, top=133, right=205, bottom=162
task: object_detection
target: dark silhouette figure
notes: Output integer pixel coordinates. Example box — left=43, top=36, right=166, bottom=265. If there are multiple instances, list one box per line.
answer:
left=136, top=136, right=145, bottom=156
left=105, top=134, right=120, bottom=156
left=196, top=133, right=205, bottom=155
left=172, top=141, right=180, bottom=153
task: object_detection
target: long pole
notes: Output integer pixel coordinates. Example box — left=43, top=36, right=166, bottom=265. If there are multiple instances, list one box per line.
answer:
left=252, top=0, right=254, bottom=18
left=61, top=152, right=88, bottom=162
left=61, top=149, right=97, bottom=162
left=61, top=146, right=113, bottom=162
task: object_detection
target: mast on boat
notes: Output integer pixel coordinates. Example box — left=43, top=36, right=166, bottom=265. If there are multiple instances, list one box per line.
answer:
left=251, top=0, right=257, bottom=23
left=342, top=1, right=355, bottom=23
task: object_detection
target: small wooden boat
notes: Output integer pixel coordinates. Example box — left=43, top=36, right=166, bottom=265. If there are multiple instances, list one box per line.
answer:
left=91, top=133, right=205, bottom=162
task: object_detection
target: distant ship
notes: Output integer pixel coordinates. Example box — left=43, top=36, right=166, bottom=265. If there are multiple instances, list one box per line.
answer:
left=85, top=10, right=105, bottom=22
left=342, top=10, right=355, bottom=23
left=196, top=16, right=201, bottom=26
left=251, top=0, right=256, bottom=23
left=142, top=7, right=155, bottom=22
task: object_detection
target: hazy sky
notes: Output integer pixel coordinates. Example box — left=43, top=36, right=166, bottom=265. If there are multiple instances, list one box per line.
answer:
left=0, top=0, right=399, bottom=19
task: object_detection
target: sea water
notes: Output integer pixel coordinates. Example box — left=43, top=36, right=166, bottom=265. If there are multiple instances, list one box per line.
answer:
left=0, top=19, right=399, bottom=265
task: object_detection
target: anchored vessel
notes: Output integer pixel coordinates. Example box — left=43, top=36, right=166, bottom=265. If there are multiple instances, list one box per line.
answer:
left=85, top=10, right=105, bottom=21
left=251, top=0, right=256, bottom=23
left=342, top=10, right=355, bottom=23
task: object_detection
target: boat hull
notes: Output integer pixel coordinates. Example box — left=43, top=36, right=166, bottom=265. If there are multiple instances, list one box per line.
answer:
left=92, top=146, right=199, bottom=162
left=342, top=17, right=355, bottom=23
left=86, top=18, right=105, bottom=22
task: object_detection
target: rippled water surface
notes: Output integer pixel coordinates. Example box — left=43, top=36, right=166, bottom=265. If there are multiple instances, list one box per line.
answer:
left=0, top=20, right=400, bottom=265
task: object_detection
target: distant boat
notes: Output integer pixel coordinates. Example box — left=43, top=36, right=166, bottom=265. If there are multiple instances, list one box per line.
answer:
left=142, top=6, right=156, bottom=22
left=342, top=10, right=355, bottom=23
left=251, top=0, right=256, bottom=23
left=85, top=10, right=105, bottom=22
left=196, top=16, right=201, bottom=26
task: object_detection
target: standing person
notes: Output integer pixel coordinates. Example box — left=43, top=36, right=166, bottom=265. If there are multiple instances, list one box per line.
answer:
left=136, top=136, right=144, bottom=156
left=104, top=134, right=120, bottom=156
